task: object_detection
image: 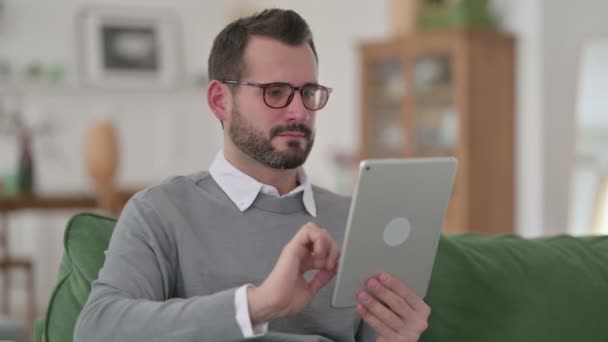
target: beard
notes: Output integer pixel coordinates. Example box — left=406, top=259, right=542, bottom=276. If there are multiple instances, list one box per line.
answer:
left=228, top=104, right=315, bottom=170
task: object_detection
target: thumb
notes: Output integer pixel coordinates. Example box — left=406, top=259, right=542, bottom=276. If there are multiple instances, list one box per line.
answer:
left=307, top=269, right=336, bottom=294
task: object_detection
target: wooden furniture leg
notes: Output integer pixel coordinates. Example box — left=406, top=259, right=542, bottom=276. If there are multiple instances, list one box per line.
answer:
left=0, top=213, right=9, bottom=315
left=0, top=212, right=36, bottom=337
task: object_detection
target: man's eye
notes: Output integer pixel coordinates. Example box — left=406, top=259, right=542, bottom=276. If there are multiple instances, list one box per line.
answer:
left=268, top=86, right=287, bottom=97
left=303, top=89, right=316, bottom=98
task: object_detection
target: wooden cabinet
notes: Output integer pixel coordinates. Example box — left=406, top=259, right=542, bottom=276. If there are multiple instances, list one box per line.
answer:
left=360, top=30, right=515, bottom=234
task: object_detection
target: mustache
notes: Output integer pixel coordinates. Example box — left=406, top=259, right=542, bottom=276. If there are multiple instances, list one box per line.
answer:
left=270, top=123, right=312, bottom=139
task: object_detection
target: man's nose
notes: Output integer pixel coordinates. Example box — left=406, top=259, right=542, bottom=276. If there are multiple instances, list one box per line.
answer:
left=284, top=92, right=310, bottom=122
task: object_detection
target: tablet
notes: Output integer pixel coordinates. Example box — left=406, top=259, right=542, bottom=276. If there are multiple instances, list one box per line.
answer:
left=331, top=157, right=457, bottom=308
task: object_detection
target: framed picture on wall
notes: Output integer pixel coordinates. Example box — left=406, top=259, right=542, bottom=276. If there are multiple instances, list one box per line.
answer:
left=77, top=6, right=182, bottom=89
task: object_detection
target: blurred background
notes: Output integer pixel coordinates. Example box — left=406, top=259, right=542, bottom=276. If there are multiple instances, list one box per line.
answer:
left=1, top=0, right=608, bottom=337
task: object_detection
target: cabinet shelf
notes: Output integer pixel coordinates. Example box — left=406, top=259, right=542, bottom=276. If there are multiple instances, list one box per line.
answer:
left=360, top=30, right=515, bottom=235
left=415, top=147, right=456, bottom=157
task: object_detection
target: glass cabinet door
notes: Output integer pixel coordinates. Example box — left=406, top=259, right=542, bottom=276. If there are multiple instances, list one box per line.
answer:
left=365, top=56, right=405, bottom=158
left=412, top=55, right=458, bottom=156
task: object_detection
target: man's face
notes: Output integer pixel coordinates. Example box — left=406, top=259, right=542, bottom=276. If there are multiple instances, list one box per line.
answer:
left=225, top=36, right=319, bottom=169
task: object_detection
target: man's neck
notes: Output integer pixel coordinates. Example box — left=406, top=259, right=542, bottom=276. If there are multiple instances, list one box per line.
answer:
left=224, top=147, right=299, bottom=196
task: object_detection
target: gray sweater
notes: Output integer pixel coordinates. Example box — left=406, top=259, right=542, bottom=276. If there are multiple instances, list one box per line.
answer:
left=74, top=172, right=377, bottom=341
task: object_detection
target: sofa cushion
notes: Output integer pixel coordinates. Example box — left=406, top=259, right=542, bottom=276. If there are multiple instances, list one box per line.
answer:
left=422, top=234, right=608, bottom=342
left=42, top=213, right=116, bottom=342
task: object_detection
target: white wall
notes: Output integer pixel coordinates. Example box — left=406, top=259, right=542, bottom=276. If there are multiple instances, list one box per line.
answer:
left=0, top=0, right=390, bottom=314
left=492, top=0, right=545, bottom=237
left=0, top=0, right=391, bottom=192
left=541, top=0, right=608, bottom=235
left=491, top=0, right=608, bottom=237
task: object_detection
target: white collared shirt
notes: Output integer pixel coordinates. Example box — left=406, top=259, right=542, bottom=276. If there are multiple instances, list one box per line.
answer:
left=208, top=150, right=317, bottom=337
left=209, top=151, right=316, bottom=217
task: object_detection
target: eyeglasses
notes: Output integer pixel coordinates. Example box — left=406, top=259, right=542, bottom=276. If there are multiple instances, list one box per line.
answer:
left=221, top=81, right=332, bottom=111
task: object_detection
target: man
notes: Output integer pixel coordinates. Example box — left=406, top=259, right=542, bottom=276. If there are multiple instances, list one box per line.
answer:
left=74, top=9, right=430, bottom=342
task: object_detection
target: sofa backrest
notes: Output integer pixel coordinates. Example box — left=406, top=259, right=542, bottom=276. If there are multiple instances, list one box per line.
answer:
left=422, top=234, right=608, bottom=341
left=40, top=213, right=608, bottom=342
left=41, top=213, right=116, bottom=342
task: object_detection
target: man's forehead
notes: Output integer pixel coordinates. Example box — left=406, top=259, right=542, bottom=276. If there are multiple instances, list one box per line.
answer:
left=241, top=36, right=318, bottom=81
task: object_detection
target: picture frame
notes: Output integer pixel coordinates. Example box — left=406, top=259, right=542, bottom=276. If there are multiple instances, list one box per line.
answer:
left=77, top=6, right=182, bottom=89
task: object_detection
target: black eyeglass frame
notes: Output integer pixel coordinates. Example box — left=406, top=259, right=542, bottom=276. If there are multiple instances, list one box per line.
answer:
left=221, top=81, right=333, bottom=110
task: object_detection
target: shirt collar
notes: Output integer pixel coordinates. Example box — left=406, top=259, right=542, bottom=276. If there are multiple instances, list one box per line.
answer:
left=209, top=151, right=317, bottom=217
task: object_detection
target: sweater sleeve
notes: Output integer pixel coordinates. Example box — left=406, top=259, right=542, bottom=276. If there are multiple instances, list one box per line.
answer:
left=73, top=195, right=246, bottom=342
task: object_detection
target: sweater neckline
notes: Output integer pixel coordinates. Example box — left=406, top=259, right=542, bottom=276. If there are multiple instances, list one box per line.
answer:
left=251, top=192, right=308, bottom=214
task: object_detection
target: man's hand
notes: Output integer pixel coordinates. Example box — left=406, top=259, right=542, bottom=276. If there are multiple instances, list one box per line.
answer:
left=247, top=222, right=340, bottom=325
left=357, top=273, right=430, bottom=342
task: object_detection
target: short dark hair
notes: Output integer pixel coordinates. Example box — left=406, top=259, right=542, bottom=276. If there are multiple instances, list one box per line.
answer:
left=208, top=8, right=318, bottom=82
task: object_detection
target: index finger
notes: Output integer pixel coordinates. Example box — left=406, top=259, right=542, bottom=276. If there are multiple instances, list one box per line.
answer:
left=291, top=222, right=328, bottom=258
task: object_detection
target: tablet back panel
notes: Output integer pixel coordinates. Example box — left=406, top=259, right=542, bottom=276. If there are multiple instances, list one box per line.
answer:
left=331, top=158, right=457, bottom=308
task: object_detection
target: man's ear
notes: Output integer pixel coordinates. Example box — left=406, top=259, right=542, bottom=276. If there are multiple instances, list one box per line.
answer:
left=207, top=80, right=231, bottom=123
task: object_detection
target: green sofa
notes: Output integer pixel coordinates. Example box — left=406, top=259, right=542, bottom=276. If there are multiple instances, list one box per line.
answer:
left=36, top=213, right=608, bottom=342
